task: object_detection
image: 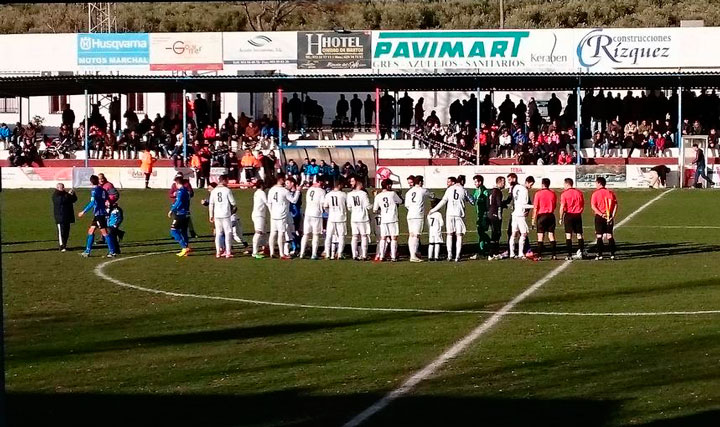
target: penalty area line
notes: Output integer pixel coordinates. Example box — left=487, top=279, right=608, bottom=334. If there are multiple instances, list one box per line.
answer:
left=341, top=189, right=674, bottom=427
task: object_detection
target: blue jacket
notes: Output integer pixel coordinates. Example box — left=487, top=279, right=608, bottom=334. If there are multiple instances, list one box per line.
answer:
left=81, top=186, right=108, bottom=217
left=306, top=164, right=320, bottom=176
left=0, top=126, right=10, bottom=139
left=108, top=205, right=124, bottom=228
left=170, top=186, right=190, bottom=216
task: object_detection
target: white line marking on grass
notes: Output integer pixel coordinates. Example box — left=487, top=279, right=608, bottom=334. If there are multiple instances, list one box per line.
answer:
left=341, top=189, right=675, bottom=427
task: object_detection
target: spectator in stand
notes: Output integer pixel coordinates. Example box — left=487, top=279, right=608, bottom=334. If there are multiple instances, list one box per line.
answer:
left=307, top=158, right=320, bottom=185
left=398, top=92, right=414, bottom=128
left=109, top=96, right=121, bottom=133
left=498, top=95, right=515, bottom=126
left=341, top=162, right=355, bottom=182
left=240, top=149, right=259, bottom=182
left=285, top=159, right=300, bottom=182
left=337, top=94, right=349, bottom=119
left=571, top=149, right=582, bottom=165
left=592, top=131, right=605, bottom=158
left=227, top=151, right=239, bottom=181
left=196, top=143, right=212, bottom=187
left=557, top=149, right=573, bottom=165
left=124, top=108, right=139, bottom=133
left=647, top=132, right=658, bottom=157
left=62, top=104, right=75, bottom=132
left=548, top=93, right=562, bottom=122
left=708, top=128, right=718, bottom=157
left=203, top=124, right=217, bottom=142
left=364, top=94, right=375, bottom=132
left=244, top=121, right=260, bottom=147
left=498, top=128, right=512, bottom=158
left=139, top=146, right=156, bottom=189
left=317, top=159, right=329, bottom=184
left=289, top=93, right=302, bottom=131
left=0, top=123, right=10, bottom=149
left=327, top=161, right=340, bottom=187
left=414, top=97, right=425, bottom=128
left=350, top=94, right=363, bottom=129
left=355, top=160, right=369, bottom=187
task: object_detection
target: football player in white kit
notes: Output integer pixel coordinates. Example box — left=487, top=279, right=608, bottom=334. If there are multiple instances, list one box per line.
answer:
left=267, top=174, right=300, bottom=259
left=428, top=176, right=471, bottom=262
left=251, top=179, right=268, bottom=259
left=509, top=175, right=535, bottom=259
left=323, top=179, right=348, bottom=260
left=373, top=178, right=404, bottom=262
left=347, top=179, right=371, bottom=260
left=427, top=198, right=444, bottom=261
left=208, top=174, right=237, bottom=259
left=299, top=179, right=326, bottom=259
left=404, top=175, right=434, bottom=262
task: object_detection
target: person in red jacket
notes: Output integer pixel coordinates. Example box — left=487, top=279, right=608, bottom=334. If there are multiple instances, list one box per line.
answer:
left=557, top=149, right=573, bottom=165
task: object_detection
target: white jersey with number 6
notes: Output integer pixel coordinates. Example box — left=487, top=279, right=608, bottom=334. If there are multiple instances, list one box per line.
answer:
left=373, top=191, right=403, bottom=224
left=324, top=190, right=347, bottom=223
left=208, top=185, right=235, bottom=219
left=431, top=184, right=469, bottom=218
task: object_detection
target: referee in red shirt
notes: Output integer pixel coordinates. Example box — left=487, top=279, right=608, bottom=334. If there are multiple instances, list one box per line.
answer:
left=531, top=178, right=557, bottom=260
left=590, top=176, right=618, bottom=260
left=560, top=178, right=585, bottom=260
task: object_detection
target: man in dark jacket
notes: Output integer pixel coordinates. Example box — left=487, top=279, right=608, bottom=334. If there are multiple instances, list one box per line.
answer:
left=52, top=183, right=77, bottom=251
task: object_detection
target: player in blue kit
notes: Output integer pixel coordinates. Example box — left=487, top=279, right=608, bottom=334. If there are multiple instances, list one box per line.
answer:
left=78, top=174, right=118, bottom=258
left=168, top=176, right=192, bottom=257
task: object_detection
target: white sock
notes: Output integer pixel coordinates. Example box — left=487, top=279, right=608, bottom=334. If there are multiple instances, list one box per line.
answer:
left=435, top=244, right=441, bottom=259
left=269, top=231, right=277, bottom=257
left=446, top=235, right=454, bottom=259
left=336, top=236, right=344, bottom=258
left=215, top=232, right=223, bottom=255
left=312, top=234, right=319, bottom=258
left=225, top=231, right=233, bottom=256
left=284, top=242, right=290, bottom=256
left=361, top=235, right=368, bottom=259
left=390, top=239, right=398, bottom=260
left=428, top=243, right=434, bottom=259
left=351, top=235, right=358, bottom=259
left=278, top=233, right=285, bottom=257
left=510, top=234, right=516, bottom=258
left=377, top=239, right=386, bottom=260
left=253, top=233, right=261, bottom=255
left=300, top=234, right=309, bottom=257
left=455, top=235, right=463, bottom=260
left=409, top=236, right=418, bottom=259
left=519, top=234, right=526, bottom=257
left=324, top=234, right=333, bottom=259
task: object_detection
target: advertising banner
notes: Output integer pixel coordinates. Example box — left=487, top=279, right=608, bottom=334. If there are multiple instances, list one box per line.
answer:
left=223, top=32, right=296, bottom=69
left=626, top=164, right=679, bottom=188
left=297, top=31, right=371, bottom=69
left=576, top=165, right=627, bottom=188
left=1, top=167, right=72, bottom=189
left=377, top=165, right=575, bottom=189
left=371, top=29, right=575, bottom=73
left=72, top=167, right=193, bottom=189
left=0, top=34, right=76, bottom=73
left=575, top=28, right=677, bottom=72
left=77, top=33, right=149, bottom=67
left=150, top=32, right=223, bottom=71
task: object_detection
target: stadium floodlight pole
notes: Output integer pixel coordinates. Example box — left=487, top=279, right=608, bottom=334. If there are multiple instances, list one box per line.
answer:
left=278, top=88, right=283, bottom=149
left=476, top=86, right=481, bottom=165
left=500, top=0, right=505, bottom=29
left=375, top=88, right=380, bottom=147
left=678, top=84, right=684, bottom=187
left=576, top=82, right=582, bottom=165
left=182, top=88, right=188, bottom=166
left=84, top=88, right=89, bottom=168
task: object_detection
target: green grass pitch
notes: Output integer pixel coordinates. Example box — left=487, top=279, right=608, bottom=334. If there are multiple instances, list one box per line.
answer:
left=1, top=187, right=719, bottom=426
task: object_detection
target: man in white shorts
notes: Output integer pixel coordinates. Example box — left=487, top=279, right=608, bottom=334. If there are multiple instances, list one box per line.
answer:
left=267, top=174, right=300, bottom=259
left=251, top=179, right=268, bottom=259
left=323, top=178, right=348, bottom=260
left=509, top=175, right=535, bottom=259
left=404, top=174, right=434, bottom=262
left=428, top=176, right=470, bottom=262
left=427, top=198, right=444, bottom=261
left=373, top=178, right=403, bottom=262
left=300, top=179, right=326, bottom=259
left=347, top=178, right=371, bottom=260
left=209, top=174, right=236, bottom=259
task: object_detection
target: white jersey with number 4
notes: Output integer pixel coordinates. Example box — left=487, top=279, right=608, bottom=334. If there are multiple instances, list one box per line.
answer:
left=373, top=191, right=403, bottom=224
left=208, top=185, right=235, bottom=219
left=267, top=186, right=299, bottom=220
left=347, top=190, right=371, bottom=223
left=305, top=186, right=326, bottom=218
left=324, top=190, right=348, bottom=223
left=404, top=186, right=431, bottom=219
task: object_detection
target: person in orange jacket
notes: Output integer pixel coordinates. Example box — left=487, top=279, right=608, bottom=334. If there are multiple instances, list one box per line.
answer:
left=139, top=146, right=157, bottom=189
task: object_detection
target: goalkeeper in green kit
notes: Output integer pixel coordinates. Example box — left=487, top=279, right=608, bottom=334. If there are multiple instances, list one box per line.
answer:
left=469, top=174, right=491, bottom=260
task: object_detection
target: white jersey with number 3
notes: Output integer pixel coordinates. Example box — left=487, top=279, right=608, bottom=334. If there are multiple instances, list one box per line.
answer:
left=373, top=191, right=403, bottom=224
